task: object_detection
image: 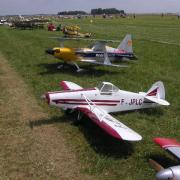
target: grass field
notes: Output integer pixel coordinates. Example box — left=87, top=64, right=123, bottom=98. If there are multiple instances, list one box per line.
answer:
left=0, top=15, right=180, bottom=179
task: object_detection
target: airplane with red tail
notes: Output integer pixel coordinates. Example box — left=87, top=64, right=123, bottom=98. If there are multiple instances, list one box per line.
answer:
left=42, top=81, right=169, bottom=141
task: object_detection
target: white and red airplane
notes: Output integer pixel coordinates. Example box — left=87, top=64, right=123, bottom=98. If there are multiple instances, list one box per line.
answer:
left=150, top=138, right=180, bottom=180
left=42, top=81, right=169, bottom=141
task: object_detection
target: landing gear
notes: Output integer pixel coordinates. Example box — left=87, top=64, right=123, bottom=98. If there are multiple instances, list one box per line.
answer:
left=64, top=109, right=83, bottom=125
left=73, top=63, right=84, bottom=72
left=57, top=62, right=84, bottom=72
left=72, top=110, right=83, bottom=125
left=57, top=64, right=64, bottom=69
left=57, top=62, right=66, bottom=69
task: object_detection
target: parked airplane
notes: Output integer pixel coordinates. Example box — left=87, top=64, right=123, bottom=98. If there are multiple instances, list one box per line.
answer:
left=149, top=138, right=180, bottom=180
left=46, top=34, right=136, bottom=72
left=41, top=81, right=169, bottom=141
left=62, top=25, right=91, bottom=38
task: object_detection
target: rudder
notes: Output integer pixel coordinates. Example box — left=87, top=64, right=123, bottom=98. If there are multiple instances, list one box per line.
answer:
left=146, top=81, right=165, bottom=100
left=117, top=34, right=133, bottom=53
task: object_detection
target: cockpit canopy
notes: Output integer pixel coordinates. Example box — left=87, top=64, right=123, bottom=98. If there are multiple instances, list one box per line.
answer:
left=97, top=82, right=119, bottom=93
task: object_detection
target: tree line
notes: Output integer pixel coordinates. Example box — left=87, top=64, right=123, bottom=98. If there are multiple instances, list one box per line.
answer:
left=91, top=8, right=125, bottom=15
left=57, top=11, right=87, bottom=15
left=57, top=8, right=125, bottom=15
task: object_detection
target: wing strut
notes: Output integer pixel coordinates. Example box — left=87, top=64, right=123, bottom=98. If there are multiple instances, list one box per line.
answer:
left=103, top=44, right=112, bottom=66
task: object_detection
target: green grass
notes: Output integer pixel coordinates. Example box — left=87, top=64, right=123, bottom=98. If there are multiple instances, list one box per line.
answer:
left=0, top=15, right=180, bottom=179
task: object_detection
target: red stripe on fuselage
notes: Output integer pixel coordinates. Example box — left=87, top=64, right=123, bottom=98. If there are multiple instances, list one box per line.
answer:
left=52, top=99, right=119, bottom=106
left=53, top=101, right=117, bottom=106
left=53, top=99, right=120, bottom=103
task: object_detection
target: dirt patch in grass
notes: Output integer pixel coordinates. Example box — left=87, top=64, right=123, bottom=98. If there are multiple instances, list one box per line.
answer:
left=0, top=53, right=92, bottom=179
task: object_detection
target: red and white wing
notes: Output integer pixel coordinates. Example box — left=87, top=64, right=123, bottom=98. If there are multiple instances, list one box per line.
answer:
left=77, top=105, right=142, bottom=141
left=154, top=138, right=180, bottom=160
left=60, top=81, right=83, bottom=90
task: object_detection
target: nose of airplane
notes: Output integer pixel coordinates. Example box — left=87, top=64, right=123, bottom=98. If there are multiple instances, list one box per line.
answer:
left=156, top=169, right=173, bottom=180
left=45, top=48, right=55, bottom=55
left=41, top=93, right=50, bottom=104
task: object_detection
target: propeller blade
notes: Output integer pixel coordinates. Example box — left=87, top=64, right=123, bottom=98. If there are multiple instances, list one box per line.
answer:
left=149, top=159, right=164, bottom=172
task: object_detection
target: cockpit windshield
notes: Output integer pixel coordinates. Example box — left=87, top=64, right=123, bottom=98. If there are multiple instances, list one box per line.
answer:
left=97, top=82, right=119, bottom=93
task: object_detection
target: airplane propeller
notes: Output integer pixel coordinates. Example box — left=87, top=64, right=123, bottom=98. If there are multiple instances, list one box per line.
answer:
left=149, top=159, right=176, bottom=180
left=149, top=159, right=164, bottom=172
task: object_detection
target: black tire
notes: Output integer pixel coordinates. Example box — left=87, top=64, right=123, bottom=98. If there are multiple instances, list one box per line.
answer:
left=72, top=111, right=83, bottom=125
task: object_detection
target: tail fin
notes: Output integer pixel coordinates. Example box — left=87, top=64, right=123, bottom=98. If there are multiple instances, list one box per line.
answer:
left=146, top=81, right=165, bottom=99
left=117, top=34, right=133, bottom=53
left=145, top=81, right=170, bottom=106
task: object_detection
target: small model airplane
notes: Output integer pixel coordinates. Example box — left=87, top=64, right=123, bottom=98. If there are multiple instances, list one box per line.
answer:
left=41, top=81, right=169, bottom=141
left=62, top=25, right=91, bottom=38
left=149, top=138, right=180, bottom=180
left=46, top=34, right=136, bottom=72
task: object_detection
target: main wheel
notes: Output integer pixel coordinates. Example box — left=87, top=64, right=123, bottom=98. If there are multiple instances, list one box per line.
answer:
left=72, top=110, right=83, bottom=125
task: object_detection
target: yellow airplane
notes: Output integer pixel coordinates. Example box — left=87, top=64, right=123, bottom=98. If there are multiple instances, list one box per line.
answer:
left=62, top=25, right=91, bottom=38
left=46, top=34, right=134, bottom=72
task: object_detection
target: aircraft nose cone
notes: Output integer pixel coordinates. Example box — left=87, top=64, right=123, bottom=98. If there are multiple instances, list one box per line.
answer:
left=41, top=93, right=50, bottom=104
left=156, top=169, right=173, bottom=180
left=45, top=48, right=55, bottom=55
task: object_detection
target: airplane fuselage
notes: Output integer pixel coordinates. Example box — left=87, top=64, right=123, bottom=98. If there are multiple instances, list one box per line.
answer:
left=46, top=47, right=136, bottom=64
left=46, top=88, right=158, bottom=113
left=76, top=47, right=135, bottom=60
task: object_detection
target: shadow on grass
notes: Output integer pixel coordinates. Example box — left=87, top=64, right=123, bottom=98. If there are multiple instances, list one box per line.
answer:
left=38, top=62, right=121, bottom=77
left=146, top=154, right=179, bottom=168
left=138, top=108, right=164, bottom=117
left=28, top=114, right=134, bottom=159
left=111, top=108, right=164, bottom=118
left=28, top=115, right=67, bottom=129
left=79, top=117, right=134, bottom=158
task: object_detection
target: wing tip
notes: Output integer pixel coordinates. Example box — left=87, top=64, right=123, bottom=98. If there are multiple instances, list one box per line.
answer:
left=154, top=137, right=180, bottom=148
left=121, top=134, right=142, bottom=142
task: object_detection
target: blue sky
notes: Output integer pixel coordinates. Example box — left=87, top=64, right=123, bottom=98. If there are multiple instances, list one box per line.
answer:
left=0, top=0, right=180, bottom=15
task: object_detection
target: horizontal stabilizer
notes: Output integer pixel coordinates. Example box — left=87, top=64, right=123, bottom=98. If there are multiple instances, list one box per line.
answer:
left=80, top=59, right=96, bottom=63
left=80, top=59, right=128, bottom=67
left=145, top=96, right=170, bottom=106
left=60, top=81, right=83, bottom=90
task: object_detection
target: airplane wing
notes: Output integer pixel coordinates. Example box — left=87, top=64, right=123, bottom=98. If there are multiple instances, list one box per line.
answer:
left=50, top=36, right=120, bottom=43
left=80, top=42, right=128, bottom=67
left=154, top=138, right=180, bottom=160
left=60, top=81, right=83, bottom=90
left=91, top=41, right=106, bottom=51
left=76, top=95, right=142, bottom=141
